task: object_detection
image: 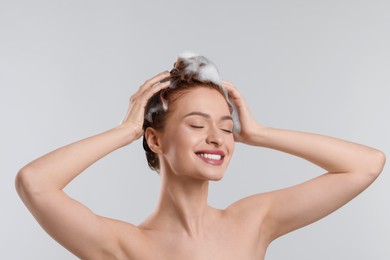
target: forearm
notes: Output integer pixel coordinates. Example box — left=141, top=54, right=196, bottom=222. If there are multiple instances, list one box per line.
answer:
left=249, top=125, right=385, bottom=176
left=16, top=125, right=138, bottom=193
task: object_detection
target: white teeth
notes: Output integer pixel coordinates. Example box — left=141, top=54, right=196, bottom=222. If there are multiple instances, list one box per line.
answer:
left=198, top=153, right=222, bottom=160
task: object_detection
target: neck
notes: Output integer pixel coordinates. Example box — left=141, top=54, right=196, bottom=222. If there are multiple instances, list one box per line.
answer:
left=153, top=172, right=213, bottom=237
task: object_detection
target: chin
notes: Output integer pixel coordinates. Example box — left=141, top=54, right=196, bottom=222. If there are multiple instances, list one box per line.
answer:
left=209, top=172, right=225, bottom=181
left=209, top=176, right=224, bottom=182
left=197, top=170, right=225, bottom=181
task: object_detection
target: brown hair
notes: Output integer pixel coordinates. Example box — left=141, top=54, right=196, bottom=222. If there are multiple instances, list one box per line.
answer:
left=142, top=60, right=229, bottom=172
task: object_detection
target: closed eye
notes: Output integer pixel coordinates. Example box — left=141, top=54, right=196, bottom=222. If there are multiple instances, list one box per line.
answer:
left=221, top=129, right=233, bottom=134
left=190, top=125, right=204, bottom=129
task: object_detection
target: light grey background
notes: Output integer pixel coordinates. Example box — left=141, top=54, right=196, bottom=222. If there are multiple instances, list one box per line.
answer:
left=1, top=0, right=389, bottom=259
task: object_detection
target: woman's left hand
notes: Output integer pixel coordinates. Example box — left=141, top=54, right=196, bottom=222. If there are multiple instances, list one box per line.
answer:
left=222, top=81, right=264, bottom=145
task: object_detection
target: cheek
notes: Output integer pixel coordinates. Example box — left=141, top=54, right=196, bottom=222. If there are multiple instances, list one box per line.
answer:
left=226, top=136, right=235, bottom=156
left=229, top=138, right=235, bottom=151
left=163, top=127, right=198, bottom=157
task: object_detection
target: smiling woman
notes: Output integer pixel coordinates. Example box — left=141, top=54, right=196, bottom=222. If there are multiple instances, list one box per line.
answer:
left=146, top=87, right=235, bottom=180
left=142, top=53, right=237, bottom=173
left=15, top=52, right=386, bottom=259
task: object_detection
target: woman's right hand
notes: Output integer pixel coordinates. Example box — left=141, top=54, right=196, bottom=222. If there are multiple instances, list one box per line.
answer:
left=120, top=71, right=171, bottom=139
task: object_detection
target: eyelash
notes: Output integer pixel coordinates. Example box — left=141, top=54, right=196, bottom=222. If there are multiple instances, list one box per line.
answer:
left=190, top=125, right=233, bottom=134
left=190, top=125, right=204, bottom=129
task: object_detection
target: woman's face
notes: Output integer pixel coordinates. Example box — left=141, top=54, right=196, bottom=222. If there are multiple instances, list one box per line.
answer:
left=158, top=87, right=235, bottom=181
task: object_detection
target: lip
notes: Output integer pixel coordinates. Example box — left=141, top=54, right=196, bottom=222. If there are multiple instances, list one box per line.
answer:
left=195, top=150, right=226, bottom=166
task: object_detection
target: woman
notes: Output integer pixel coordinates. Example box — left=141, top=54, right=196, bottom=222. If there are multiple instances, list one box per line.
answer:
left=16, top=52, right=385, bottom=259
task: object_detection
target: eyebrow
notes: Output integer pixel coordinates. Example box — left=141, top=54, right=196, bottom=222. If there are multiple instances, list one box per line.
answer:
left=183, top=111, right=233, bottom=121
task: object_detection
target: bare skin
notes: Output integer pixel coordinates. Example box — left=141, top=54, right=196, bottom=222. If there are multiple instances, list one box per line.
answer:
left=16, top=71, right=386, bottom=259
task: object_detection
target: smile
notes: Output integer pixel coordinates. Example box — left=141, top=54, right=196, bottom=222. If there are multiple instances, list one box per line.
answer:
left=198, top=153, right=222, bottom=160
left=195, top=150, right=225, bottom=165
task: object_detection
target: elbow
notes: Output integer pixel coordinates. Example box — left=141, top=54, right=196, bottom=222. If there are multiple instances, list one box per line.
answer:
left=15, top=166, right=43, bottom=200
left=15, top=167, right=32, bottom=199
left=367, top=150, right=386, bottom=178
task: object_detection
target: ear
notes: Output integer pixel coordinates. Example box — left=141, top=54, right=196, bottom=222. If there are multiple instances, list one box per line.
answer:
left=145, top=128, right=163, bottom=154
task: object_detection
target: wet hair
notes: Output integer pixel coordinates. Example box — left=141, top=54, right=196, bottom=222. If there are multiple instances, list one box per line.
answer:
left=142, top=52, right=240, bottom=172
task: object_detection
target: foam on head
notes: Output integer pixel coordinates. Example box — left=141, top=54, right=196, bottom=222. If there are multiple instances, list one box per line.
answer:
left=178, top=51, right=222, bottom=86
left=145, top=51, right=241, bottom=134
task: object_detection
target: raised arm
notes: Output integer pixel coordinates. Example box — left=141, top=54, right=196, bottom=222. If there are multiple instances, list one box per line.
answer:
left=223, top=81, right=386, bottom=242
left=15, top=71, right=170, bottom=259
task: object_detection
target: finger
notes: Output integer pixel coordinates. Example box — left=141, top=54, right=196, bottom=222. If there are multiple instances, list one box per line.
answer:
left=140, top=71, right=171, bottom=91
left=222, top=80, right=238, bottom=93
left=148, top=78, right=171, bottom=91
left=222, top=80, right=235, bottom=87
left=142, top=80, right=171, bottom=100
left=124, top=80, right=169, bottom=123
left=131, top=80, right=171, bottom=109
left=222, top=80, right=242, bottom=101
left=131, top=71, right=170, bottom=102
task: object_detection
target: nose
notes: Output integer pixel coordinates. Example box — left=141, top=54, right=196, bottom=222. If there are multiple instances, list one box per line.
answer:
left=205, top=125, right=223, bottom=147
